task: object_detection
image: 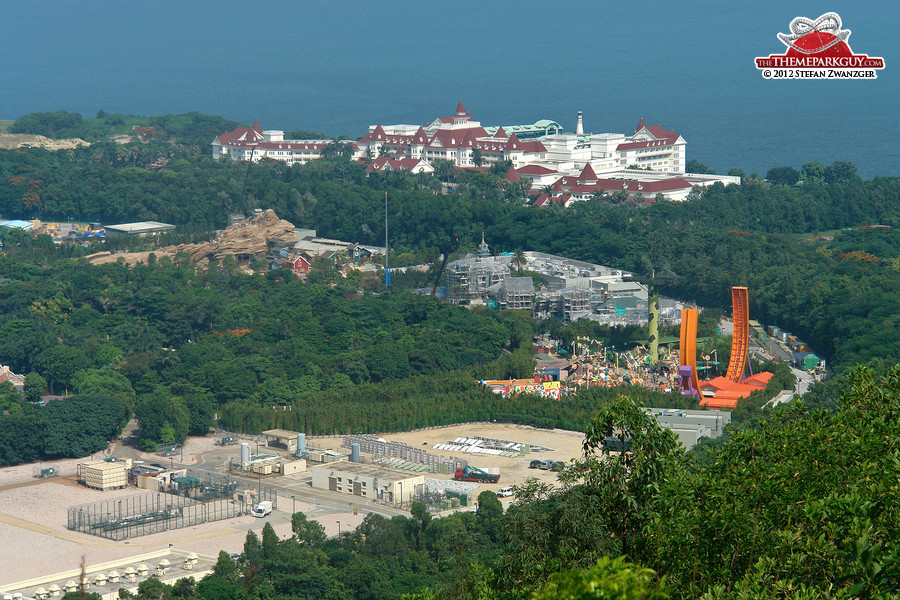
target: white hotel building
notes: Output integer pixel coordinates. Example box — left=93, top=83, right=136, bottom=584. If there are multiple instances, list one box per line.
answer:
left=212, top=103, right=738, bottom=202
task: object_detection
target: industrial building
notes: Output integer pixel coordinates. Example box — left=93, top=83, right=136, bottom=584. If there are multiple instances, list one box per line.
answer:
left=228, top=438, right=308, bottom=475
left=311, top=462, right=424, bottom=505
left=643, top=407, right=732, bottom=449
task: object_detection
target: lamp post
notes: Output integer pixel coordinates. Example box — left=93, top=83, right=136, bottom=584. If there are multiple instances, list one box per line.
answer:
left=384, top=191, right=391, bottom=291
left=291, top=495, right=295, bottom=515
left=336, top=520, right=341, bottom=537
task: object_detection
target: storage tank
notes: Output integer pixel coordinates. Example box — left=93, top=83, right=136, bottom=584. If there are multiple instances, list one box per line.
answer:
left=240, top=442, right=251, bottom=465
left=296, top=434, right=306, bottom=456
left=351, top=443, right=361, bottom=463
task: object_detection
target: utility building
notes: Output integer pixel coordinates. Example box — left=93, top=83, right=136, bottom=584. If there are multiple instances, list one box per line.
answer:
left=311, top=463, right=424, bottom=505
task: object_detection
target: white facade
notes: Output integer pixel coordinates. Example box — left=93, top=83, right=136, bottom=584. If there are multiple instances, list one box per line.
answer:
left=311, top=463, right=424, bottom=504
left=211, top=107, right=707, bottom=193
left=212, top=120, right=362, bottom=165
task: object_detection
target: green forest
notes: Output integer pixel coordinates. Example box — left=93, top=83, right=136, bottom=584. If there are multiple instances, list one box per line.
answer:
left=3, top=111, right=900, bottom=598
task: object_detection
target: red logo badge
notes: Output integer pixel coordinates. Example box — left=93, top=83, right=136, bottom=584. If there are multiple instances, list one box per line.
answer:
left=756, top=13, right=884, bottom=79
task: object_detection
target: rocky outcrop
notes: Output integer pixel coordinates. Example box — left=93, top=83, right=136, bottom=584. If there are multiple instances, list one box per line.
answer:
left=0, top=134, right=90, bottom=150
left=87, top=209, right=297, bottom=268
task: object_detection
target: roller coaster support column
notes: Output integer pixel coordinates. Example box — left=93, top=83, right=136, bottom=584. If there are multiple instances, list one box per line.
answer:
left=648, top=288, right=660, bottom=366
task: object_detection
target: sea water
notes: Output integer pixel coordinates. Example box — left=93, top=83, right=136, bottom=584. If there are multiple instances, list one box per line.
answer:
left=1, top=0, right=896, bottom=177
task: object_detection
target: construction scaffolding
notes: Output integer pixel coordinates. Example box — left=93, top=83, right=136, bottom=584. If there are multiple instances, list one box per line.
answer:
left=446, top=256, right=510, bottom=304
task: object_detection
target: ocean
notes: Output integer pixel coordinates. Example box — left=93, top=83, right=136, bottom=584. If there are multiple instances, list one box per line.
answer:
left=2, top=0, right=897, bottom=177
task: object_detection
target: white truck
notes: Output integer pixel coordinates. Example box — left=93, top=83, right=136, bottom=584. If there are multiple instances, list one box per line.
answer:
left=251, top=501, right=273, bottom=518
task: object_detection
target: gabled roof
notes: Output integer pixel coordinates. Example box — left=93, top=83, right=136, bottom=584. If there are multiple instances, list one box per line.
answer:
left=743, top=372, right=774, bottom=387
left=494, top=126, right=507, bottom=138
left=429, top=127, right=488, bottom=149
left=215, top=121, right=266, bottom=146
left=635, top=117, right=647, bottom=134
left=552, top=176, right=694, bottom=196
left=578, top=162, right=598, bottom=183
left=533, top=193, right=551, bottom=207
left=516, top=164, right=558, bottom=176
left=358, top=124, right=388, bottom=143
left=507, top=137, right=547, bottom=153
left=412, top=127, right=429, bottom=144
left=503, top=165, right=521, bottom=183
left=634, top=117, right=680, bottom=143
left=365, top=156, right=428, bottom=173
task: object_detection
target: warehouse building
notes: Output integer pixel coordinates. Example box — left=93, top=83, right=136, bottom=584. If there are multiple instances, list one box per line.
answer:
left=104, top=221, right=175, bottom=237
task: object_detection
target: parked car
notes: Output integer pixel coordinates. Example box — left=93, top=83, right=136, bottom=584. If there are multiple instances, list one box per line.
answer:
left=550, top=461, right=566, bottom=472
left=539, top=459, right=555, bottom=470
left=496, top=487, right=514, bottom=498
left=529, top=459, right=542, bottom=469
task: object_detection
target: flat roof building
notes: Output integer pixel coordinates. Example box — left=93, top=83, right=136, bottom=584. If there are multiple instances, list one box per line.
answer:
left=311, top=462, right=424, bottom=505
left=643, top=407, right=732, bottom=449
left=104, top=222, right=175, bottom=237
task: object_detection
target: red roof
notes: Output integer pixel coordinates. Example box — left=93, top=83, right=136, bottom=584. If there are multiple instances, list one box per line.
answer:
left=215, top=121, right=266, bottom=146
left=358, top=124, right=388, bottom=143
left=365, top=156, right=427, bottom=173
left=743, top=372, right=774, bottom=387
left=634, top=117, right=679, bottom=143
left=456, top=100, right=468, bottom=115
left=635, top=117, right=647, bottom=134
left=697, top=371, right=774, bottom=409
left=494, top=126, right=507, bottom=138
left=578, top=162, right=598, bottom=183
left=413, top=127, right=429, bottom=144
left=429, top=127, right=488, bottom=149
left=503, top=165, right=521, bottom=183
left=549, top=175, right=694, bottom=199
left=533, top=193, right=551, bottom=207
left=516, top=164, right=558, bottom=176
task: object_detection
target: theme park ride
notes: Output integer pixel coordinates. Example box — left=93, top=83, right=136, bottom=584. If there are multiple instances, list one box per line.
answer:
left=679, top=286, right=759, bottom=400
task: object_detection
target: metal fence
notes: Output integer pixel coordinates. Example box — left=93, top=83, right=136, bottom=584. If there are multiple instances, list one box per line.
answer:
left=341, top=435, right=467, bottom=474
left=67, top=483, right=278, bottom=541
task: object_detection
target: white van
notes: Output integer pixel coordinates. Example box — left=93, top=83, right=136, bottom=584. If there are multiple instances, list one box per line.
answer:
left=251, top=501, right=273, bottom=517
left=496, top=487, right=514, bottom=498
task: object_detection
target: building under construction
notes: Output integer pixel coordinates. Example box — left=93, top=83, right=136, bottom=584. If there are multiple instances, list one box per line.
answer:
left=444, top=243, right=667, bottom=323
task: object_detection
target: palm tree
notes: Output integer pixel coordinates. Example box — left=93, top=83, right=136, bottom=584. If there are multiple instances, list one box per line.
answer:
left=511, top=248, right=527, bottom=274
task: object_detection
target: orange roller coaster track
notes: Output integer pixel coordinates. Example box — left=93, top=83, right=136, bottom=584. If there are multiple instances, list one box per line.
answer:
left=725, top=286, right=749, bottom=382
left=679, top=308, right=700, bottom=394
